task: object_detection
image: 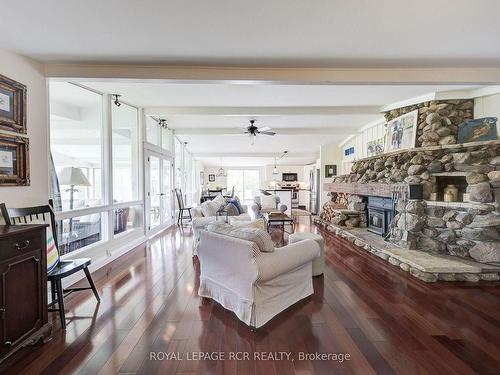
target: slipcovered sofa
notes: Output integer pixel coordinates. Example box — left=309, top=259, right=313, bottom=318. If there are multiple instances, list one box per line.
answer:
left=192, top=194, right=251, bottom=249
left=197, top=228, right=320, bottom=328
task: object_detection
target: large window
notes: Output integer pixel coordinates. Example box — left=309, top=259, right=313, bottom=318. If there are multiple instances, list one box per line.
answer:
left=227, top=170, right=260, bottom=201
left=50, top=82, right=103, bottom=211
left=49, top=82, right=144, bottom=255
left=112, top=103, right=139, bottom=202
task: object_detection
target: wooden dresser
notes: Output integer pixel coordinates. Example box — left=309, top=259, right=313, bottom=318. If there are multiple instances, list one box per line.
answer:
left=0, top=225, right=52, bottom=366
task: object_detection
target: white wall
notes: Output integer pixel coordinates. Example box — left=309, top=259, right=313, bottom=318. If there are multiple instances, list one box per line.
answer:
left=474, top=93, right=500, bottom=134
left=320, top=143, right=342, bottom=207
left=0, top=49, right=48, bottom=213
left=202, top=166, right=266, bottom=189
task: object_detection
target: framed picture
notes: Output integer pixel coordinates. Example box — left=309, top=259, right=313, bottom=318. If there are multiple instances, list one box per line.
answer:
left=367, top=137, right=385, bottom=157
left=208, top=174, right=215, bottom=182
left=458, top=117, right=498, bottom=144
left=0, top=133, right=30, bottom=186
left=0, top=74, right=27, bottom=134
left=384, top=110, right=418, bottom=153
left=325, top=165, right=337, bottom=178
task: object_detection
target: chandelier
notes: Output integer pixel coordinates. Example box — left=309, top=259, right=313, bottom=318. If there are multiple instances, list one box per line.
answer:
left=217, top=158, right=226, bottom=177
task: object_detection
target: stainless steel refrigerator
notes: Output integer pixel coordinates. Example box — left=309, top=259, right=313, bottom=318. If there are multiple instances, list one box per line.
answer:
left=309, top=168, right=320, bottom=214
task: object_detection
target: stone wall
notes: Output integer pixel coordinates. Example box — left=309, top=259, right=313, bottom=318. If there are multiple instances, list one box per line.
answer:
left=334, top=142, right=500, bottom=204
left=384, top=99, right=474, bottom=147
left=322, top=141, right=500, bottom=264
left=389, top=200, right=500, bottom=264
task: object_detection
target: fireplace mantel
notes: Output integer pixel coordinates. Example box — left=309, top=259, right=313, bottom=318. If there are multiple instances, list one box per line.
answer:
left=323, top=182, right=398, bottom=198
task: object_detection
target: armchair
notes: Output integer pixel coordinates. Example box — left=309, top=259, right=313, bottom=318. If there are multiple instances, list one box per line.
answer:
left=197, top=230, right=320, bottom=328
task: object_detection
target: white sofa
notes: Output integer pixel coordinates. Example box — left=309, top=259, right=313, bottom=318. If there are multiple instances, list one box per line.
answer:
left=192, top=195, right=251, bottom=248
left=197, top=230, right=320, bottom=328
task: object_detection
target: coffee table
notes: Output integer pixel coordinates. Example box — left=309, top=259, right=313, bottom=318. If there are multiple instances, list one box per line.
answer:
left=263, top=212, right=294, bottom=234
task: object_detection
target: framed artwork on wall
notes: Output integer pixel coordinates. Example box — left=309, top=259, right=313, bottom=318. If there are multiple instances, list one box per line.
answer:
left=208, top=174, right=215, bottom=182
left=384, top=110, right=418, bottom=153
left=457, top=117, right=498, bottom=144
left=0, top=74, right=27, bottom=134
left=0, top=133, right=30, bottom=186
left=324, top=165, right=337, bottom=178
left=367, top=137, right=385, bottom=157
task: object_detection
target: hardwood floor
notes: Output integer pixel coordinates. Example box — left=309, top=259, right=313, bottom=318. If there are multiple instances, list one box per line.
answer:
left=3, top=217, right=500, bottom=374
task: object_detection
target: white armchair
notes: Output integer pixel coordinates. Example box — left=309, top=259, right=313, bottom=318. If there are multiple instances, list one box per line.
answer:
left=197, top=230, right=320, bottom=328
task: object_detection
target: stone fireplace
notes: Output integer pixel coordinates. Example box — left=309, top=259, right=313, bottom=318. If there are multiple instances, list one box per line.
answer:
left=318, top=99, right=500, bottom=281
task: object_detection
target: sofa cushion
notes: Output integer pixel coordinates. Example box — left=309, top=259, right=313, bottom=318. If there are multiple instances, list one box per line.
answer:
left=207, top=223, right=274, bottom=253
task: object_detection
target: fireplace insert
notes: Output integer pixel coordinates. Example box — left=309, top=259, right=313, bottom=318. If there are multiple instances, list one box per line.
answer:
left=367, top=196, right=394, bottom=236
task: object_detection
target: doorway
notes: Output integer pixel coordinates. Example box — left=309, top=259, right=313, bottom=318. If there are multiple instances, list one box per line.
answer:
left=144, top=149, right=173, bottom=237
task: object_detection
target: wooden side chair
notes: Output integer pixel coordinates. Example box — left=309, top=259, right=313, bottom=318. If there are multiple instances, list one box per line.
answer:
left=174, top=188, right=192, bottom=224
left=0, top=200, right=100, bottom=329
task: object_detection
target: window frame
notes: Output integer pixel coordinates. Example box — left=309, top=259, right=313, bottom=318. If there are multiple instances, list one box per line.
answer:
left=48, top=82, right=145, bottom=259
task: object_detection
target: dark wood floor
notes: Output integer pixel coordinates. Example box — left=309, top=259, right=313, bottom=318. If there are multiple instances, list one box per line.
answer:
left=3, top=216, right=500, bottom=374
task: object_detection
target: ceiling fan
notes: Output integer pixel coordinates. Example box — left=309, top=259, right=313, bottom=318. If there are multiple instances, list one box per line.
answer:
left=244, top=120, right=276, bottom=137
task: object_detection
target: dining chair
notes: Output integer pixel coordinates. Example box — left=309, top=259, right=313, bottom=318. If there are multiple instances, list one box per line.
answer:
left=174, top=188, right=192, bottom=224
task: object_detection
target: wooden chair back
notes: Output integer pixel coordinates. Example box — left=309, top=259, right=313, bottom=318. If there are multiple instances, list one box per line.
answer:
left=174, top=188, right=185, bottom=209
left=1, top=199, right=59, bottom=249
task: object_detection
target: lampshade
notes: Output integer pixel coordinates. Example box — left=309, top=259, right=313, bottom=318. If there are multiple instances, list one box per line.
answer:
left=58, top=167, right=91, bottom=186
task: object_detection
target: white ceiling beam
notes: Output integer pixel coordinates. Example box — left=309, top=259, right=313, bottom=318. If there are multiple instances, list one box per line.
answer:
left=144, top=106, right=380, bottom=116
left=192, top=152, right=318, bottom=158
left=174, top=128, right=354, bottom=135
left=45, top=64, right=500, bottom=84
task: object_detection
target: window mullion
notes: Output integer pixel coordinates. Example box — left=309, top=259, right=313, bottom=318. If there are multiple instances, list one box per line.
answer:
left=102, top=94, right=113, bottom=241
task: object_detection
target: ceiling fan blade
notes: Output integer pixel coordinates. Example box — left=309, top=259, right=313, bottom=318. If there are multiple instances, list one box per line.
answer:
left=259, top=126, right=272, bottom=131
left=259, top=131, right=276, bottom=136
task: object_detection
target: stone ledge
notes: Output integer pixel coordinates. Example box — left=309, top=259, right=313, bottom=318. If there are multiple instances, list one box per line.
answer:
left=313, top=216, right=500, bottom=283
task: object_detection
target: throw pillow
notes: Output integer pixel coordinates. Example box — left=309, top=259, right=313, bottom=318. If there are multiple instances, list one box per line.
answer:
left=225, top=203, right=240, bottom=216
left=201, top=199, right=219, bottom=217
left=260, top=195, right=277, bottom=210
left=212, top=194, right=226, bottom=207
left=227, top=198, right=244, bottom=214
left=207, top=223, right=274, bottom=252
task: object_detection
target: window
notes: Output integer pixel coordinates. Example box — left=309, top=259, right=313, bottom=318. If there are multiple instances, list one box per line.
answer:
left=227, top=169, right=260, bottom=201
left=50, top=82, right=103, bottom=211
left=49, top=82, right=145, bottom=256
left=145, top=116, right=160, bottom=146
left=112, top=103, right=139, bottom=202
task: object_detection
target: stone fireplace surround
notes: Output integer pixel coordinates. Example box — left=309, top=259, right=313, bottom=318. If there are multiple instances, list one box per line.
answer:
left=319, top=99, right=500, bottom=281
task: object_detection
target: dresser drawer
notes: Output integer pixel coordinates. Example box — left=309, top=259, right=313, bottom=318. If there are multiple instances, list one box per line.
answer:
left=0, top=230, right=44, bottom=261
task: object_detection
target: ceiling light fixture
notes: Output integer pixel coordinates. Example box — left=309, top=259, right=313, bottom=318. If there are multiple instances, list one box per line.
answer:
left=273, top=150, right=288, bottom=174
left=217, top=157, right=226, bottom=177
left=112, top=94, right=122, bottom=107
left=157, top=118, right=168, bottom=129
